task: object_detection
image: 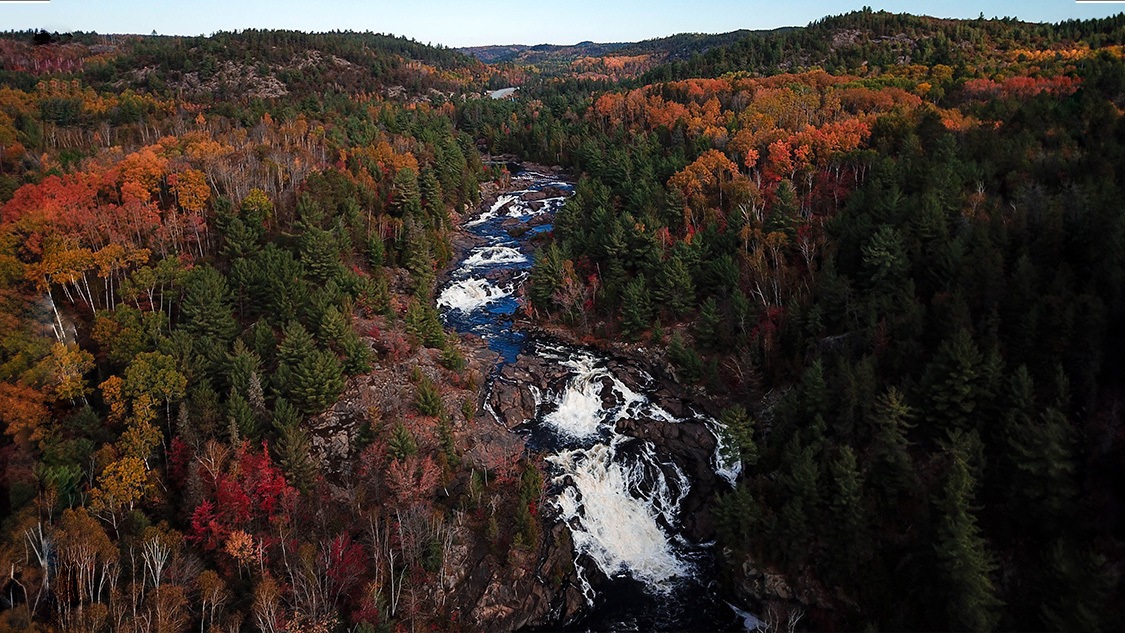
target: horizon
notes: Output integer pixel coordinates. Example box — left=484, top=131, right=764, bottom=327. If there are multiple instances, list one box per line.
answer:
left=0, top=1, right=1122, bottom=48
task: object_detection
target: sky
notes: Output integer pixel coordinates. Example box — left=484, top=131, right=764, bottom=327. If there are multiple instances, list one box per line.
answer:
left=0, top=1, right=1122, bottom=48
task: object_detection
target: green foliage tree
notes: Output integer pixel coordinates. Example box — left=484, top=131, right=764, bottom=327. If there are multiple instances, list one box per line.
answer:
left=934, top=432, right=1003, bottom=633
left=180, top=266, right=237, bottom=345
left=619, top=275, right=652, bottom=339
left=656, top=254, right=695, bottom=319
left=529, top=242, right=566, bottom=314
left=414, top=375, right=443, bottom=417
left=289, top=348, right=345, bottom=415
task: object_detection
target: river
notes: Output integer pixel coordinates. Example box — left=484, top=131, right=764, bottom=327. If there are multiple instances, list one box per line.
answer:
left=436, top=168, right=753, bottom=631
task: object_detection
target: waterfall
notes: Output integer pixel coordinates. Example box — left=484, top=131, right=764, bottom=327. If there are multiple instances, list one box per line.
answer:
left=439, top=169, right=751, bottom=629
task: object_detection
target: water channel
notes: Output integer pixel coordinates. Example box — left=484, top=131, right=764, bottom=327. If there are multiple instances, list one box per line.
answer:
left=437, top=169, right=751, bottom=631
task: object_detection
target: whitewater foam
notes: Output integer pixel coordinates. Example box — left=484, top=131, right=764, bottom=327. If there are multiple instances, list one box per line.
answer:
left=462, top=245, right=528, bottom=269
left=466, top=193, right=521, bottom=227
left=549, top=439, right=692, bottom=591
left=436, top=277, right=511, bottom=313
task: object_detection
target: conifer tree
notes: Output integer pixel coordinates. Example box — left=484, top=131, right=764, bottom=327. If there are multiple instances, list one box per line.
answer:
left=934, top=432, right=1003, bottom=633
left=695, top=296, right=722, bottom=350
left=388, top=421, right=418, bottom=460
left=652, top=254, right=693, bottom=319
left=619, top=275, right=652, bottom=339
left=825, top=445, right=869, bottom=581
left=415, top=376, right=443, bottom=417
left=922, top=329, right=984, bottom=433
left=290, top=348, right=345, bottom=415
left=668, top=331, right=702, bottom=383
left=870, top=387, right=918, bottom=500
left=228, top=388, right=258, bottom=441
left=299, top=226, right=341, bottom=284
left=180, top=267, right=237, bottom=344
left=276, top=420, right=316, bottom=494
left=529, top=242, right=566, bottom=314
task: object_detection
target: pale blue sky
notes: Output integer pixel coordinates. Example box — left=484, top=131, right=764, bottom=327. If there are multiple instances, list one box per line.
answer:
left=0, top=1, right=1121, bottom=47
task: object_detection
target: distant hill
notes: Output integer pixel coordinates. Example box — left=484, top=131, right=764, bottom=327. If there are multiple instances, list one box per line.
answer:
left=641, top=9, right=1125, bottom=81
left=458, top=28, right=788, bottom=76
left=0, top=29, right=491, bottom=101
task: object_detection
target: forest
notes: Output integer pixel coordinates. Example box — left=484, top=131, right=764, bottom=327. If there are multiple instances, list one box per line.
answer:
left=0, top=6, right=1123, bottom=632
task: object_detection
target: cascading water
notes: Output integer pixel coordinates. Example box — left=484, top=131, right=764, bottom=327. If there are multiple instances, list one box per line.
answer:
left=438, top=169, right=752, bottom=630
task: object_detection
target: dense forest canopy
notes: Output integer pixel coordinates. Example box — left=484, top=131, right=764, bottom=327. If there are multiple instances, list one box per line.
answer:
left=0, top=8, right=1123, bottom=632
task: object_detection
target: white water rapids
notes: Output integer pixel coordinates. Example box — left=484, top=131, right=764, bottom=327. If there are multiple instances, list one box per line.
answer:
left=440, top=169, right=753, bottom=629
left=528, top=343, right=726, bottom=605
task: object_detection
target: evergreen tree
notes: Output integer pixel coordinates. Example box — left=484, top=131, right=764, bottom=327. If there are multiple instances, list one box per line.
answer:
left=290, top=348, right=345, bottom=415
left=414, top=375, right=443, bottom=417
left=869, top=387, right=918, bottom=500
left=341, top=334, right=374, bottom=375
left=1040, top=539, right=1116, bottom=633
left=228, top=388, right=258, bottom=441
left=921, top=329, right=985, bottom=433
left=299, top=226, right=341, bottom=284
left=825, top=445, right=869, bottom=582
left=529, top=242, right=566, bottom=314
left=319, top=305, right=349, bottom=349
left=276, top=420, right=317, bottom=494
left=719, top=405, right=758, bottom=465
left=766, top=179, right=798, bottom=236
left=401, top=218, right=435, bottom=291
left=388, top=421, right=418, bottom=460
left=366, top=233, right=386, bottom=270
left=668, top=331, right=703, bottom=383
left=619, top=275, right=652, bottom=339
left=694, top=296, right=722, bottom=350
left=392, top=167, right=423, bottom=217
left=180, top=266, right=237, bottom=344
left=778, top=437, right=819, bottom=571
left=405, top=299, right=445, bottom=348
left=934, top=433, right=1003, bottom=633
left=227, top=339, right=262, bottom=395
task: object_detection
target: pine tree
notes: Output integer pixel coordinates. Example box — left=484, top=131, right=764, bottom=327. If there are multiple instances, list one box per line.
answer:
left=922, top=328, right=984, bottom=433
left=694, top=297, right=722, bottom=350
left=766, top=179, right=798, bottom=236
left=180, top=266, right=237, bottom=344
left=529, top=242, right=566, bottom=314
left=657, top=254, right=695, bottom=318
left=341, top=334, right=373, bottom=375
left=228, top=388, right=258, bottom=441
left=319, top=305, right=349, bottom=349
left=290, top=349, right=345, bottom=415
left=401, top=218, right=434, bottom=292
left=870, top=387, right=918, bottom=500
left=415, top=376, right=443, bottom=417
left=227, top=339, right=262, bottom=395
left=388, top=421, right=418, bottom=460
left=778, top=436, right=819, bottom=571
left=249, top=320, right=276, bottom=365
left=392, top=167, right=423, bottom=217
left=405, top=299, right=445, bottom=348
left=718, top=405, right=757, bottom=466
left=419, top=167, right=444, bottom=223
left=619, top=275, right=652, bottom=339
left=366, top=233, right=386, bottom=270
left=299, top=226, right=341, bottom=284
left=277, top=321, right=315, bottom=368
left=668, top=331, right=703, bottom=383
left=276, top=420, right=316, bottom=494
left=825, top=445, right=869, bottom=582
left=1040, top=539, right=1116, bottom=633
left=934, top=433, right=1003, bottom=632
